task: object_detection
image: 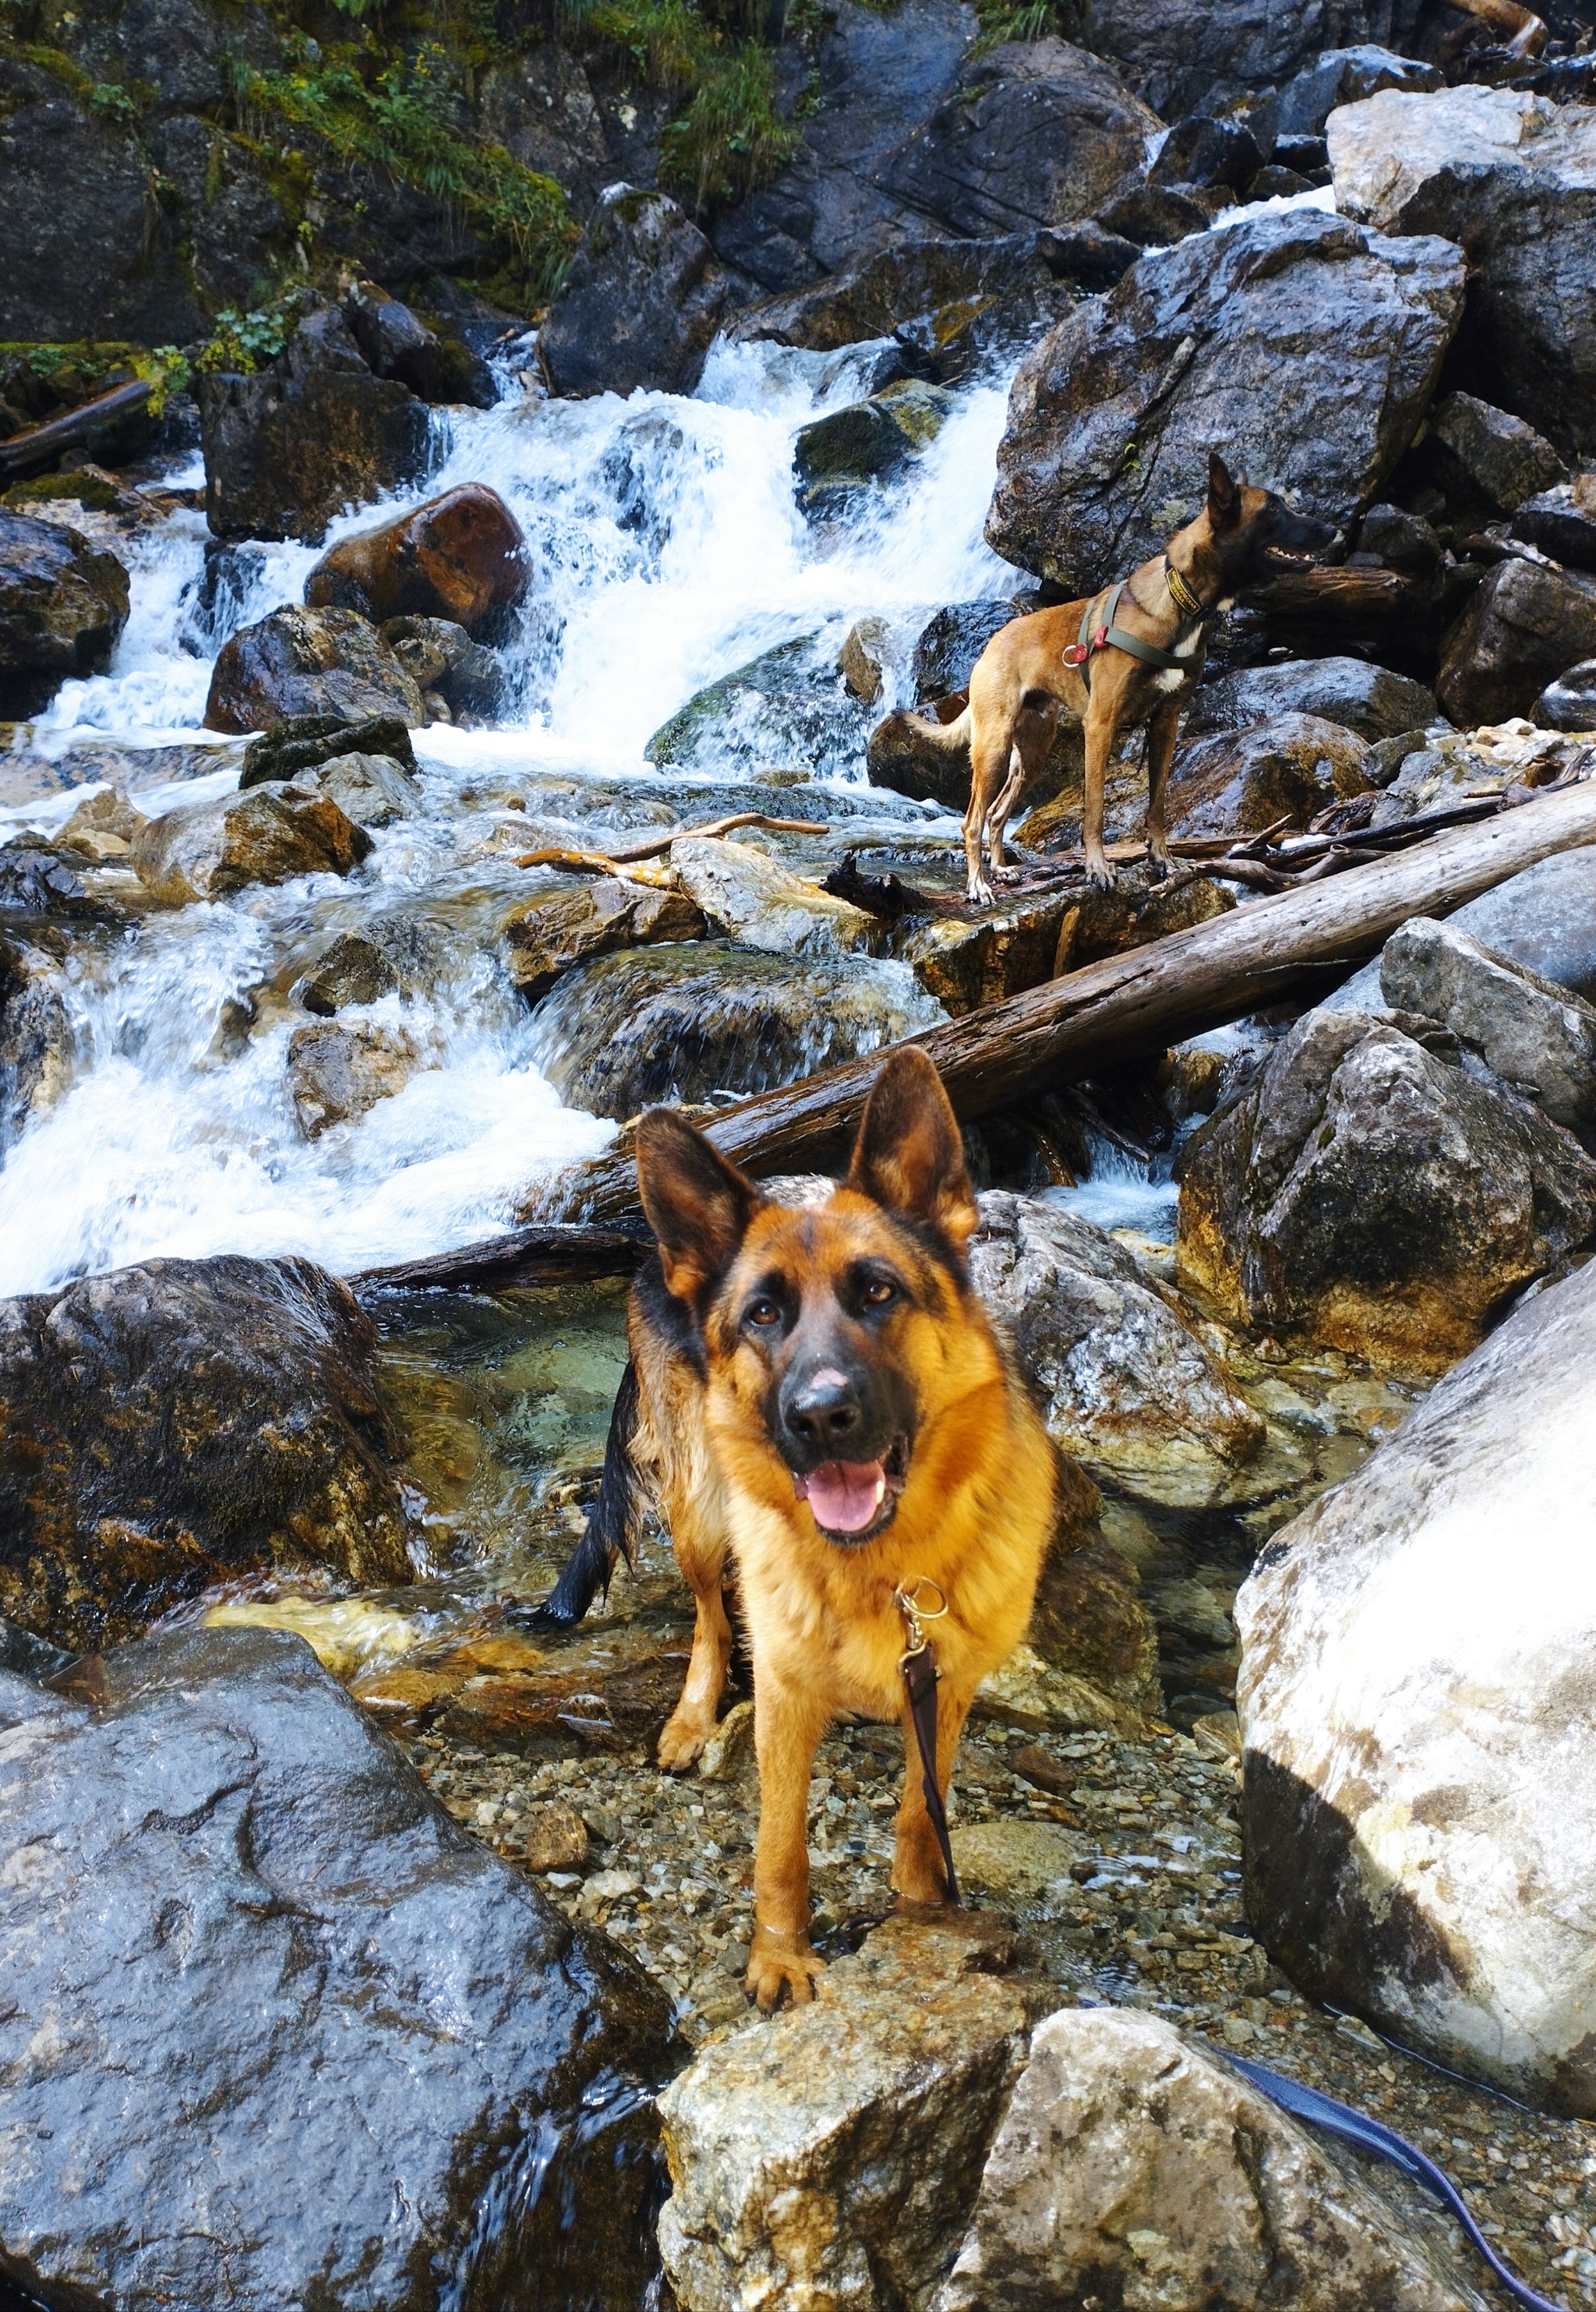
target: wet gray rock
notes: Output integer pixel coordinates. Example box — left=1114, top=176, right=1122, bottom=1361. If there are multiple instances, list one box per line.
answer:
left=1435, top=556, right=1596, bottom=729
left=341, top=277, right=496, bottom=408
left=132, top=783, right=372, bottom=905
left=196, top=301, right=433, bottom=543
left=288, top=1019, right=422, bottom=1138
left=538, top=186, right=727, bottom=401
left=671, top=835, right=877, bottom=958
left=985, top=213, right=1465, bottom=592
left=293, top=748, right=422, bottom=829
left=0, top=1256, right=415, bottom=1653
left=911, top=600, right=1028, bottom=701
left=1076, top=0, right=1404, bottom=124
left=1163, top=713, right=1372, bottom=838
left=504, top=878, right=707, bottom=1002
left=0, top=507, right=130, bottom=719
left=731, top=235, right=1057, bottom=355
left=297, top=910, right=457, bottom=1014
left=876, top=38, right=1156, bottom=239
left=1425, top=390, right=1565, bottom=514
left=0, top=841, right=99, bottom=920
left=1512, top=483, right=1596, bottom=574
left=1177, top=1008, right=1596, bottom=1371
left=937, top=2007, right=1474, bottom=2312
left=645, top=635, right=872, bottom=780
left=1379, top=914, right=1596, bottom=1149
left=793, top=380, right=957, bottom=514
left=1148, top=112, right=1262, bottom=193
left=0, top=929, right=74, bottom=1148
left=969, top=1190, right=1266, bottom=1508
left=1441, top=849, right=1596, bottom=1000
left=1183, top=656, right=1437, bottom=743
left=0, top=1621, right=677, bottom=2308
left=1534, top=658, right=1596, bottom=732
left=528, top=943, right=941, bottom=1119
left=1275, top=43, right=1441, bottom=137
left=204, top=605, right=425, bottom=735
left=239, top=711, right=418, bottom=790
left=1357, top=499, right=1444, bottom=580
left=1238, top=1252, right=1596, bottom=2114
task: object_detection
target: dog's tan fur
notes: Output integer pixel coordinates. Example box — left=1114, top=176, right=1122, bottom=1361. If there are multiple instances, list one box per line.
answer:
left=955, top=454, right=1331, bottom=901
left=625, top=1050, right=1060, bottom=2010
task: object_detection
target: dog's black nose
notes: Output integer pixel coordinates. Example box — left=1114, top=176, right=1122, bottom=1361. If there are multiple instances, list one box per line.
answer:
left=784, top=1369, right=860, bottom=1452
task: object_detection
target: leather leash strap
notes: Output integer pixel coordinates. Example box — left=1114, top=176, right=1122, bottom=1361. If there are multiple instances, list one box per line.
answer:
left=895, top=1578, right=960, bottom=1905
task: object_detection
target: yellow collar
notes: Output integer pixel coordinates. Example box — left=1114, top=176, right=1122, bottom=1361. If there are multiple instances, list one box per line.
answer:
left=1165, top=560, right=1208, bottom=620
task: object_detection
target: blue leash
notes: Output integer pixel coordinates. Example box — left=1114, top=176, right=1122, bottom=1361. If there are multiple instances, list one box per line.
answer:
left=1217, top=2045, right=1570, bottom=2311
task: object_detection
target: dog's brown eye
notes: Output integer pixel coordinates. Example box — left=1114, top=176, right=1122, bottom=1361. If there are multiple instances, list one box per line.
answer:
left=747, top=1297, right=781, bottom=1327
left=863, top=1279, right=895, bottom=1306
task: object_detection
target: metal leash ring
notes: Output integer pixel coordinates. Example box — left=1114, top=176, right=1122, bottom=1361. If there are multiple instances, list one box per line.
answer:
left=894, top=1576, right=948, bottom=1657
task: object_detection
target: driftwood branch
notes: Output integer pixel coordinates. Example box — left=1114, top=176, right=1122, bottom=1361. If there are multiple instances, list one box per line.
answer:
left=0, top=378, right=152, bottom=477
left=514, top=811, right=829, bottom=876
left=531, top=781, right=1596, bottom=1227
left=350, top=1223, right=648, bottom=1296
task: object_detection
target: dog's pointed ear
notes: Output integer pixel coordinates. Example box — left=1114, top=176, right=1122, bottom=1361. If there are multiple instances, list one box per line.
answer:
left=636, top=1109, right=762, bottom=1306
left=1207, top=451, right=1241, bottom=532
left=846, top=1047, right=979, bottom=1247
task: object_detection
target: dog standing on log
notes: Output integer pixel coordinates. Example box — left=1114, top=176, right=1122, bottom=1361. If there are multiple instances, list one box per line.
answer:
left=888, top=454, right=1335, bottom=902
left=531, top=1048, right=1061, bottom=2010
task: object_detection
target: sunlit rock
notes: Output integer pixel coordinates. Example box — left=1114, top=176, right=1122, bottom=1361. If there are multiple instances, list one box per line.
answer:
left=132, top=783, right=372, bottom=904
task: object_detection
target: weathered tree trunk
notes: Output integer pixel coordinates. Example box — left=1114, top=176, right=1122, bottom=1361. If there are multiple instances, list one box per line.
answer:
left=0, top=379, right=152, bottom=477
left=535, top=783, right=1596, bottom=1226
left=351, top=1224, right=647, bottom=1295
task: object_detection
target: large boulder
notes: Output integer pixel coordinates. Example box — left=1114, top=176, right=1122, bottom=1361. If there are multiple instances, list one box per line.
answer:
left=0, top=1256, right=414, bottom=1653
left=1163, top=713, right=1372, bottom=839
left=659, top=1914, right=1054, bottom=2312
left=937, top=2008, right=1475, bottom=2311
left=196, top=302, right=433, bottom=544
left=1329, top=91, right=1596, bottom=458
left=132, top=784, right=372, bottom=905
left=985, top=213, right=1465, bottom=592
left=1513, top=480, right=1596, bottom=574
left=340, top=277, right=497, bottom=408
left=671, top=835, right=876, bottom=958
left=875, top=38, right=1156, bottom=238
left=0, top=1622, right=676, bottom=2307
left=0, top=508, right=129, bottom=719
left=1440, top=847, right=1596, bottom=1000
left=1181, top=655, right=1438, bottom=742
left=538, top=186, right=727, bottom=401
left=303, top=483, right=532, bottom=635
left=1425, top=390, right=1565, bottom=515
left=1275, top=43, right=1442, bottom=137
left=645, top=635, right=872, bottom=780
left=969, top=1191, right=1266, bottom=1508
left=1237, top=1252, right=1596, bottom=2113
left=793, top=379, right=958, bottom=514
left=1070, top=0, right=1405, bottom=125
left=1435, top=556, right=1596, bottom=729
left=731, top=236, right=1061, bottom=355
left=528, top=944, right=942, bottom=1119
left=504, top=877, right=707, bottom=1002
left=203, top=605, right=425, bottom=734
left=287, top=1019, right=422, bottom=1139
left=1176, top=1007, right=1596, bottom=1371
left=0, top=930, right=74, bottom=1147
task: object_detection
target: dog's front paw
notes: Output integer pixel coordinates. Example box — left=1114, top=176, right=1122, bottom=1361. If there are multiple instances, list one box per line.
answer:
left=966, top=871, right=996, bottom=906
left=657, top=1708, right=715, bottom=1773
left=1146, top=843, right=1172, bottom=883
left=746, top=1925, right=825, bottom=2012
left=1083, top=855, right=1117, bottom=893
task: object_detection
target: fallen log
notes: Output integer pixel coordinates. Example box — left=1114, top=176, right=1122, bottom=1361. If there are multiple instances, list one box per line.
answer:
left=350, top=1222, right=648, bottom=1296
left=529, top=780, right=1596, bottom=1226
left=0, top=377, right=152, bottom=478
left=514, top=811, right=830, bottom=876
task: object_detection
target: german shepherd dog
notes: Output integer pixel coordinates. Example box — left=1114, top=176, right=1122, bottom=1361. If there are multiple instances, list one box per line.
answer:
left=884, top=454, right=1335, bottom=903
left=535, top=1048, right=1060, bottom=2010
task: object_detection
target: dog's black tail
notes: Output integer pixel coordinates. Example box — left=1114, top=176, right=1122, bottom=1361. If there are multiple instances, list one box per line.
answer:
left=522, top=1359, right=642, bottom=1630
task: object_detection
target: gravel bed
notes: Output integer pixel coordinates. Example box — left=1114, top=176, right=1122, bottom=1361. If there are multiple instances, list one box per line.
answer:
left=404, top=1711, right=1596, bottom=2309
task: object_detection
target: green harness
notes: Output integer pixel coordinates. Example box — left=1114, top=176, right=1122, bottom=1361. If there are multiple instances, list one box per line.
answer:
left=1063, top=571, right=1202, bottom=677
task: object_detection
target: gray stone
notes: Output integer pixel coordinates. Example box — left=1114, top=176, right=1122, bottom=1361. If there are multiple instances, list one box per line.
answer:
left=0, top=930, right=75, bottom=1148
left=295, top=748, right=422, bottom=829
left=1442, top=848, right=1596, bottom=999
left=670, top=835, right=876, bottom=958
left=985, top=213, right=1465, bottom=592
left=475, top=44, right=612, bottom=214
left=1435, top=555, right=1596, bottom=729
left=1512, top=483, right=1596, bottom=574
left=1078, top=0, right=1404, bottom=121
left=793, top=380, right=958, bottom=512
left=0, top=507, right=130, bottom=720
left=538, top=186, right=727, bottom=401
left=1276, top=44, right=1442, bottom=137
left=1238, top=1252, right=1596, bottom=2114
left=1379, top=914, right=1596, bottom=1148
left=659, top=1913, right=1054, bottom=2312
left=1534, top=657, right=1596, bottom=732
left=0, top=1622, right=676, bottom=2307
left=645, top=635, right=872, bottom=780
left=1183, top=656, right=1439, bottom=743
left=288, top=1019, right=422, bottom=1139
left=503, top=877, right=708, bottom=1003
left=132, top=783, right=372, bottom=905
left=204, top=605, right=425, bottom=736
left=1426, top=390, right=1565, bottom=514
left=1164, top=714, right=1372, bottom=839
left=936, top=2007, right=1474, bottom=2312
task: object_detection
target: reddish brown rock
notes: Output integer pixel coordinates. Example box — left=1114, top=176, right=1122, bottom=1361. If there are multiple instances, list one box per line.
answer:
left=303, top=483, right=532, bottom=635
left=203, top=606, right=424, bottom=735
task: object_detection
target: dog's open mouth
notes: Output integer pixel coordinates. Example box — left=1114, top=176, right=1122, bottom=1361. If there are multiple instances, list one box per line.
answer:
left=794, top=1437, right=909, bottom=1542
left=1262, top=544, right=1322, bottom=567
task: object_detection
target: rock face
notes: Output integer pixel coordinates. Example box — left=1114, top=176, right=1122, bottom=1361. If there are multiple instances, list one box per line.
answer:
left=1163, top=714, right=1372, bottom=839
left=969, top=1193, right=1266, bottom=1508
left=1176, top=1007, right=1596, bottom=1371
left=203, top=605, right=425, bottom=734
left=0, top=508, right=130, bottom=719
left=875, top=38, right=1156, bottom=238
left=1442, top=848, right=1596, bottom=999
left=1331, top=91, right=1596, bottom=458
left=197, top=302, right=433, bottom=543
left=645, top=635, right=871, bottom=780
left=303, top=483, right=532, bottom=633
left=538, top=186, right=727, bottom=400
left=1238, top=1253, right=1596, bottom=2114
left=1435, top=556, right=1596, bottom=728
left=1080, top=0, right=1400, bottom=122
left=0, top=1622, right=676, bottom=2307
left=985, top=213, right=1465, bottom=592
left=132, top=784, right=372, bottom=904
left=937, top=2008, right=1474, bottom=2312
left=528, top=945, right=941, bottom=1119
left=0, top=1257, right=414, bottom=1652
left=659, top=1913, right=1054, bottom=2312
left=1425, top=391, right=1565, bottom=514
left=671, top=836, right=876, bottom=958
left=1181, top=656, right=1438, bottom=742
left=1276, top=43, right=1442, bottom=136
left=504, top=878, right=707, bottom=1002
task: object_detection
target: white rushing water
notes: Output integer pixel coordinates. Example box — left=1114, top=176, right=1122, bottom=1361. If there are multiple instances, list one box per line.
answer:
left=0, top=338, right=1020, bottom=1296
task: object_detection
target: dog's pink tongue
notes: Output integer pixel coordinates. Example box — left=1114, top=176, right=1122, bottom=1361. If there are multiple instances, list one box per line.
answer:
left=803, top=1458, right=887, bottom=1533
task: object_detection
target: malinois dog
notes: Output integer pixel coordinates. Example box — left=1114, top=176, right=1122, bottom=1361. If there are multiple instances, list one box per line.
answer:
left=534, top=1048, right=1060, bottom=2010
left=890, top=454, right=1334, bottom=903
